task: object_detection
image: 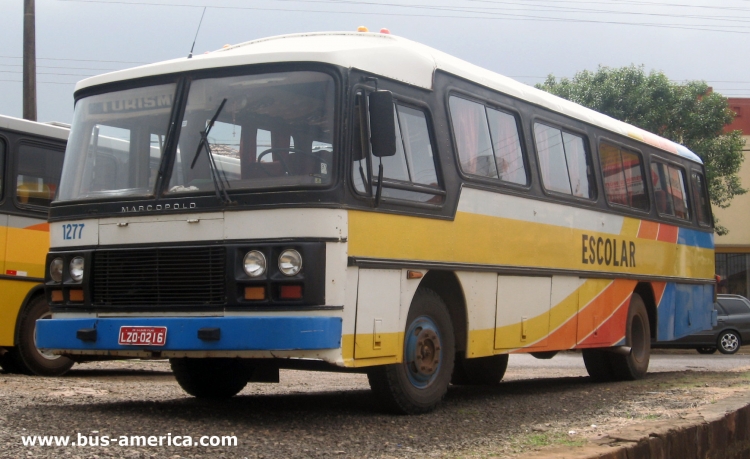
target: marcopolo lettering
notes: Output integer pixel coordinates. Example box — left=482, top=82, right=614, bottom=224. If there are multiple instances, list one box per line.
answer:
left=581, top=234, right=636, bottom=268
left=121, top=202, right=197, bottom=213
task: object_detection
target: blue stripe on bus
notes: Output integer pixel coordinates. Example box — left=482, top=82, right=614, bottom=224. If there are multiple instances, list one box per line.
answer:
left=677, top=227, right=713, bottom=249
left=656, top=283, right=714, bottom=342
left=36, top=316, right=342, bottom=352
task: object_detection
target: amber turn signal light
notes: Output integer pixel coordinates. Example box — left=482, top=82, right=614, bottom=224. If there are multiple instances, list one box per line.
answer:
left=50, top=290, right=63, bottom=303
left=69, top=289, right=84, bottom=302
left=244, top=286, right=266, bottom=301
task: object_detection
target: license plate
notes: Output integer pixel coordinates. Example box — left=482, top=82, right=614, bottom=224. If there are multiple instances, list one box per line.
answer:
left=118, top=326, right=167, bottom=346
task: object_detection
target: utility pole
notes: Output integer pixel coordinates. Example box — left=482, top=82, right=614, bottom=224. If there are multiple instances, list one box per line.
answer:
left=23, top=0, right=37, bottom=121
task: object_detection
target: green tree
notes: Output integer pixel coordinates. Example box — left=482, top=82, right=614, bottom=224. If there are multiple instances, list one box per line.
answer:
left=536, top=65, right=745, bottom=234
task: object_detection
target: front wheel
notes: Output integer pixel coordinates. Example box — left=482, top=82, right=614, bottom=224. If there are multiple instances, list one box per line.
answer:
left=13, top=295, right=74, bottom=376
left=717, top=331, right=741, bottom=355
left=170, top=358, right=253, bottom=399
left=367, top=288, right=455, bottom=414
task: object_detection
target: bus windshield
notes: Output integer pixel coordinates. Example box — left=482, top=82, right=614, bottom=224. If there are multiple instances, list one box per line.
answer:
left=169, top=71, right=335, bottom=195
left=56, top=71, right=335, bottom=202
left=57, top=83, right=177, bottom=202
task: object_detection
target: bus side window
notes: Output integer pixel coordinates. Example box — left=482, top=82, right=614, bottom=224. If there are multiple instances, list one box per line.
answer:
left=15, top=144, right=63, bottom=207
left=449, top=97, right=497, bottom=178
left=651, top=161, right=690, bottom=220
left=534, top=123, right=594, bottom=199
left=450, top=96, right=528, bottom=186
left=599, top=141, right=648, bottom=210
left=352, top=93, right=442, bottom=203
left=691, top=171, right=711, bottom=226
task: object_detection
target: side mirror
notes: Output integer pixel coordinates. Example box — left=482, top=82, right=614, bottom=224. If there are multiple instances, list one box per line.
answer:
left=368, top=90, right=396, bottom=157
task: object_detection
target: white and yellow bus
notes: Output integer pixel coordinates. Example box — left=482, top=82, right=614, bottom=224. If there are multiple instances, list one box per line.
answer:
left=38, top=31, right=715, bottom=413
left=0, top=114, right=72, bottom=376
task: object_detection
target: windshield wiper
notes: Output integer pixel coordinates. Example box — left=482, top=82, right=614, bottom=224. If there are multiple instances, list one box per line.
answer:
left=190, top=98, right=233, bottom=205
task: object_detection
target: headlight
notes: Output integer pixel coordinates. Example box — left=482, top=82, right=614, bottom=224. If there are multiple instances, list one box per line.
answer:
left=49, top=257, right=64, bottom=283
left=243, top=250, right=266, bottom=277
left=278, top=249, right=302, bottom=276
left=70, top=257, right=85, bottom=282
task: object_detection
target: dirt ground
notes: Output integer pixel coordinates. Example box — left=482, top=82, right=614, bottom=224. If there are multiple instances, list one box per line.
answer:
left=1, top=350, right=749, bottom=459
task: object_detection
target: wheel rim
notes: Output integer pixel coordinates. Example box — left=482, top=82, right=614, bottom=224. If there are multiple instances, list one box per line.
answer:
left=721, top=333, right=739, bottom=352
left=404, top=316, right=443, bottom=389
left=630, top=314, right=648, bottom=364
left=33, top=311, right=61, bottom=361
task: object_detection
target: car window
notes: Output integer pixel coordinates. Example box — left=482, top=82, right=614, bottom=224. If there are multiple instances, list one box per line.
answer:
left=717, top=298, right=750, bottom=315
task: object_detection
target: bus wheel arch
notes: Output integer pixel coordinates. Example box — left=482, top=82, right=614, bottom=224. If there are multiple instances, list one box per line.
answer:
left=417, top=271, right=467, bottom=354
left=634, top=282, right=658, bottom=340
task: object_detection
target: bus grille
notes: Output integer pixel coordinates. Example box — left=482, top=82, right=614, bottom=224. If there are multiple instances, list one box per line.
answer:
left=92, top=246, right=226, bottom=307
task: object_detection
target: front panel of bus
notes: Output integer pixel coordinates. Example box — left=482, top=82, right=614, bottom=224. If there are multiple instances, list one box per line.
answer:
left=38, top=64, right=356, bottom=365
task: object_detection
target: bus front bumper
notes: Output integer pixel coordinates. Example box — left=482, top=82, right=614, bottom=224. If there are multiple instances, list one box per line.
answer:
left=35, top=316, right=342, bottom=353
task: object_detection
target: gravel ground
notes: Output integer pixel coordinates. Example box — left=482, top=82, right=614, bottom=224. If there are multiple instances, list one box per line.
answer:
left=2, top=351, right=750, bottom=459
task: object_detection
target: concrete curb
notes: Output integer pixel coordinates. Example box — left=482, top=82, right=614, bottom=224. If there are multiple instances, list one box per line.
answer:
left=518, top=392, right=750, bottom=459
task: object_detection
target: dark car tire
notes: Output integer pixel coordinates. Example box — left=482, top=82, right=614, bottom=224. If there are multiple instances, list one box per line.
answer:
left=696, top=347, right=717, bottom=355
left=717, top=330, right=741, bottom=355
left=13, top=295, right=74, bottom=376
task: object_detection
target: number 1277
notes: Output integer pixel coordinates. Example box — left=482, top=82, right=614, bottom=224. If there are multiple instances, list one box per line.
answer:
left=62, top=223, right=84, bottom=240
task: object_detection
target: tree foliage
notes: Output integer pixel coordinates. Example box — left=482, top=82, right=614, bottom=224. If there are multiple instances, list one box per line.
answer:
left=536, top=65, right=745, bottom=234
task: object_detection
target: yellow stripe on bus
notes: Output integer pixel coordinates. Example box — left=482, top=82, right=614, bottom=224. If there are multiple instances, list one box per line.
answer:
left=348, top=210, right=714, bottom=279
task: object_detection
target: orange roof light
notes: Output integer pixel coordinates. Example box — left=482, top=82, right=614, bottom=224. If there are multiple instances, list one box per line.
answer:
left=357, top=26, right=369, bottom=32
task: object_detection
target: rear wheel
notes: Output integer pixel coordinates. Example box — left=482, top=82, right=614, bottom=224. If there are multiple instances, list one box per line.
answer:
left=717, top=331, right=741, bottom=355
left=367, top=288, right=455, bottom=414
left=451, top=354, right=508, bottom=385
left=583, top=293, right=651, bottom=382
left=696, top=347, right=717, bottom=355
left=13, top=296, right=74, bottom=376
left=170, top=358, right=253, bottom=399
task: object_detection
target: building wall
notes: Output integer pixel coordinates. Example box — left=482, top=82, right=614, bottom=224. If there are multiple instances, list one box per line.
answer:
left=714, top=99, right=750, bottom=296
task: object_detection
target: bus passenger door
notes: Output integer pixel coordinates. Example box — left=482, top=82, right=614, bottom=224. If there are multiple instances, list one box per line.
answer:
left=495, top=276, right=551, bottom=350
left=354, top=269, right=401, bottom=360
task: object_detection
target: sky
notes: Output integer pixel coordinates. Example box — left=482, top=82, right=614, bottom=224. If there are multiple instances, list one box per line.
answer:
left=2, top=0, right=750, bottom=124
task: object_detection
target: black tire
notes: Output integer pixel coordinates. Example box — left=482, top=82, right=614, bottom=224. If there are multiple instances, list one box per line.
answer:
left=696, top=347, right=717, bottom=355
left=451, top=354, right=508, bottom=385
left=609, top=293, right=651, bottom=380
left=582, top=348, right=615, bottom=382
left=170, top=358, right=253, bottom=399
left=13, top=295, right=74, bottom=376
left=367, top=288, right=455, bottom=414
left=717, top=330, right=741, bottom=355
left=583, top=293, right=650, bottom=382
left=0, top=351, right=24, bottom=374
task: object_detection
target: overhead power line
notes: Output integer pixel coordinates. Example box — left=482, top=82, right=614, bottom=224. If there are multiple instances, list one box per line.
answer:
left=51, top=0, right=750, bottom=34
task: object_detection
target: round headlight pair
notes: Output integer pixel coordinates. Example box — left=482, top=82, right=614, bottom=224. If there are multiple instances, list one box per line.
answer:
left=49, top=256, right=84, bottom=283
left=242, top=249, right=302, bottom=277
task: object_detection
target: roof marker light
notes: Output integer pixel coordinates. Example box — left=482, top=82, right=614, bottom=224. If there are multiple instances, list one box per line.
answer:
left=380, top=28, right=390, bottom=34
left=357, top=26, right=369, bottom=32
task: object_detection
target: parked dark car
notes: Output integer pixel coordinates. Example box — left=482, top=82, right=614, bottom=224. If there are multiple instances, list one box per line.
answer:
left=652, top=294, right=750, bottom=355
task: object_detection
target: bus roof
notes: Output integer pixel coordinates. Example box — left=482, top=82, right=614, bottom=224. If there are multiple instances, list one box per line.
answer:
left=75, top=31, right=702, bottom=164
left=0, top=113, right=70, bottom=141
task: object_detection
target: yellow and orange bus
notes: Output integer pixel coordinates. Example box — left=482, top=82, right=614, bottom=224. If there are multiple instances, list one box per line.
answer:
left=0, top=114, right=71, bottom=376
left=37, top=32, right=715, bottom=412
